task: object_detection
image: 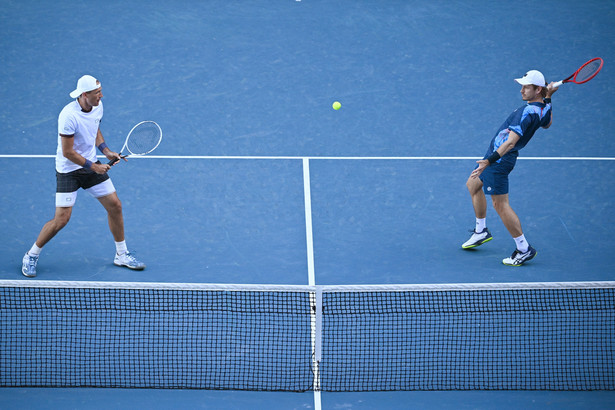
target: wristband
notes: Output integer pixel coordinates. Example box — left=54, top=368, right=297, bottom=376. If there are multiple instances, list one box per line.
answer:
left=543, top=98, right=551, bottom=104
left=487, top=151, right=501, bottom=165
left=83, top=159, right=93, bottom=169
left=98, top=142, right=109, bottom=153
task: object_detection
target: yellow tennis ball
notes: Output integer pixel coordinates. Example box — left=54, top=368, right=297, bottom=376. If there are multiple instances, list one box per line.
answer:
left=332, top=101, right=341, bottom=110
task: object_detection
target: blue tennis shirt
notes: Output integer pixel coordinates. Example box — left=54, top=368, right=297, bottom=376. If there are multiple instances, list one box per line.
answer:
left=485, top=101, right=552, bottom=161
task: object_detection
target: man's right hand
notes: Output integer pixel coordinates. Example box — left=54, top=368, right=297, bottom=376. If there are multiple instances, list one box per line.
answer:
left=91, top=162, right=111, bottom=174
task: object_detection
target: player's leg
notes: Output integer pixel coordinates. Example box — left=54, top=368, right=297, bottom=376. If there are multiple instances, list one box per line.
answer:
left=36, top=206, right=73, bottom=246
left=91, top=180, right=145, bottom=270
left=22, top=196, right=75, bottom=277
left=491, top=194, right=536, bottom=266
left=97, top=191, right=124, bottom=242
left=462, top=175, right=493, bottom=249
left=466, top=175, right=487, bottom=219
left=491, top=194, right=522, bottom=237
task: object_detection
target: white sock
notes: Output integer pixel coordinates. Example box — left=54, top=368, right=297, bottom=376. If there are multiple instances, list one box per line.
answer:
left=28, top=243, right=42, bottom=256
left=475, top=218, right=486, bottom=233
left=514, top=234, right=529, bottom=253
left=115, top=240, right=128, bottom=255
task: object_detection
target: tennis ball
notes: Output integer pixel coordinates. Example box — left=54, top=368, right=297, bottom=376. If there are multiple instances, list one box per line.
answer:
left=332, top=101, right=341, bottom=110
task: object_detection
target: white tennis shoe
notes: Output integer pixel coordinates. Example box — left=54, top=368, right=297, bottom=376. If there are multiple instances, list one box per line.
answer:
left=462, top=228, right=493, bottom=249
left=22, top=253, right=39, bottom=277
left=502, top=246, right=537, bottom=266
left=114, top=251, right=146, bottom=270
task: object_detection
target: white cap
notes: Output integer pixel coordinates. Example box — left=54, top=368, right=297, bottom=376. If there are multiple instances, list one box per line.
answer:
left=514, top=70, right=546, bottom=87
left=69, top=75, right=101, bottom=98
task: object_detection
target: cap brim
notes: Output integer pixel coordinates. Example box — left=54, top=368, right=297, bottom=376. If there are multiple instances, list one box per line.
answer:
left=515, top=78, right=532, bottom=85
left=69, top=85, right=101, bottom=98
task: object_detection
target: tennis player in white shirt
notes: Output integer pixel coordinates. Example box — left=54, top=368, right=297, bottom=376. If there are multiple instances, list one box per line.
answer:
left=22, top=75, right=145, bottom=277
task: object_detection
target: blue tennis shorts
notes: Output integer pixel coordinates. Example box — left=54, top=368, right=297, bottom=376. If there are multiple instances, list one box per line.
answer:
left=478, top=157, right=516, bottom=195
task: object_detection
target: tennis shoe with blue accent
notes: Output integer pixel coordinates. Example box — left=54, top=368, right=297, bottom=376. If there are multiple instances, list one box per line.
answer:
left=114, top=251, right=146, bottom=270
left=22, top=253, right=39, bottom=278
left=502, top=246, right=537, bottom=266
left=462, top=228, right=493, bottom=249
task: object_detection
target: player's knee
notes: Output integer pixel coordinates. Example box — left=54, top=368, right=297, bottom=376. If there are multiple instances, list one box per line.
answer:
left=107, top=198, right=122, bottom=215
left=466, top=178, right=482, bottom=194
left=55, top=211, right=72, bottom=229
left=491, top=196, right=509, bottom=213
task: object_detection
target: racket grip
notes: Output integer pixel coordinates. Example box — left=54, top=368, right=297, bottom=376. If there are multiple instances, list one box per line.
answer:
left=108, top=154, right=127, bottom=165
left=552, top=80, right=563, bottom=88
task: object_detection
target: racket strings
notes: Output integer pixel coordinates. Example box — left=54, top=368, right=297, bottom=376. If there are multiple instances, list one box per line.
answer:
left=575, top=60, right=602, bottom=83
left=126, top=123, right=161, bottom=155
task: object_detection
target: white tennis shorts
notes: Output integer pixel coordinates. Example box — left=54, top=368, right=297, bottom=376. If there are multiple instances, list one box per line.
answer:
left=55, top=179, right=116, bottom=207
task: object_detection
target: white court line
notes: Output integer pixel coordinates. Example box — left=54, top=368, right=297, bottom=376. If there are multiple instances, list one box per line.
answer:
left=302, top=158, right=316, bottom=287
left=302, top=159, right=320, bottom=410
left=1, top=154, right=614, bottom=160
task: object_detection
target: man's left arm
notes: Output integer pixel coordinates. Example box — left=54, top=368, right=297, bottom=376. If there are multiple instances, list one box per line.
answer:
left=95, top=129, right=122, bottom=164
left=470, top=131, right=521, bottom=179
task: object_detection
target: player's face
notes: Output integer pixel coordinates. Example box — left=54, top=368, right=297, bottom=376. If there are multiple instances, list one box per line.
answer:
left=520, top=84, right=541, bottom=102
left=84, top=87, right=103, bottom=106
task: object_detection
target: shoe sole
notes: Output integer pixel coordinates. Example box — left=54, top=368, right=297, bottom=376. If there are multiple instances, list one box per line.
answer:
left=462, top=236, right=493, bottom=249
left=114, top=262, right=146, bottom=271
left=503, top=250, right=537, bottom=266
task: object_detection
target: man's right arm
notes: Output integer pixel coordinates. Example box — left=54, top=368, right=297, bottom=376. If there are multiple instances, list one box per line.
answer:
left=60, top=134, right=110, bottom=174
left=542, top=82, right=558, bottom=129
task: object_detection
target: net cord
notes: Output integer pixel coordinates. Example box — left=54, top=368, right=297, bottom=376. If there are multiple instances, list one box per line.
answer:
left=1, top=280, right=613, bottom=292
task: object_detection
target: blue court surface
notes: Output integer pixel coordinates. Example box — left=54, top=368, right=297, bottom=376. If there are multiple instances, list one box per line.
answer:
left=1, top=0, right=614, bottom=409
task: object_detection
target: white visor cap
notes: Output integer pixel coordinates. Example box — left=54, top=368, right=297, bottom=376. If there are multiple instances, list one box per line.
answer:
left=69, top=75, right=101, bottom=98
left=515, top=70, right=546, bottom=87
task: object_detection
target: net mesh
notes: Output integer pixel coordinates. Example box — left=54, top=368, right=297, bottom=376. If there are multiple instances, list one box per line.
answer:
left=1, top=281, right=614, bottom=391
left=320, top=288, right=615, bottom=391
left=0, top=285, right=314, bottom=391
left=126, top=122, right=161, bottom=155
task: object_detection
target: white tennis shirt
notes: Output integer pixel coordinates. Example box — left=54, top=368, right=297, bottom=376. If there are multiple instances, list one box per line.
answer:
left=56, top=100, right=103, bottom=173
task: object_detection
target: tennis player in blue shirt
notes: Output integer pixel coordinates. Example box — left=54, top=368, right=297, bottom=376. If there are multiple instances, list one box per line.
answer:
left=462, top=70, right=557, bottom=266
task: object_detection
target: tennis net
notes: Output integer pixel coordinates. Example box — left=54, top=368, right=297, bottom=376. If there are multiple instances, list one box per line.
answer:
left=1, top=280, right=613, bottom=391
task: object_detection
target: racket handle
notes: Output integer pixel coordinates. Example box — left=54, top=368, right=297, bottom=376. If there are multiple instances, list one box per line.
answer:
left=552, top=80, right=563, bottom=88
left=108, top=154, right=125, bottom=165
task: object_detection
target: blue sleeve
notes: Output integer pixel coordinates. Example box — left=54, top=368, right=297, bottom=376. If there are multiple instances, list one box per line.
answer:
left=542, top=103, right=552, bottom=127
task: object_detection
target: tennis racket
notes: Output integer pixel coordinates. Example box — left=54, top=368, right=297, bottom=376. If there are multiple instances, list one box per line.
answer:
left=553, top=58, right=603, bottom=88
left=108, top=121, right=162, bottom=165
